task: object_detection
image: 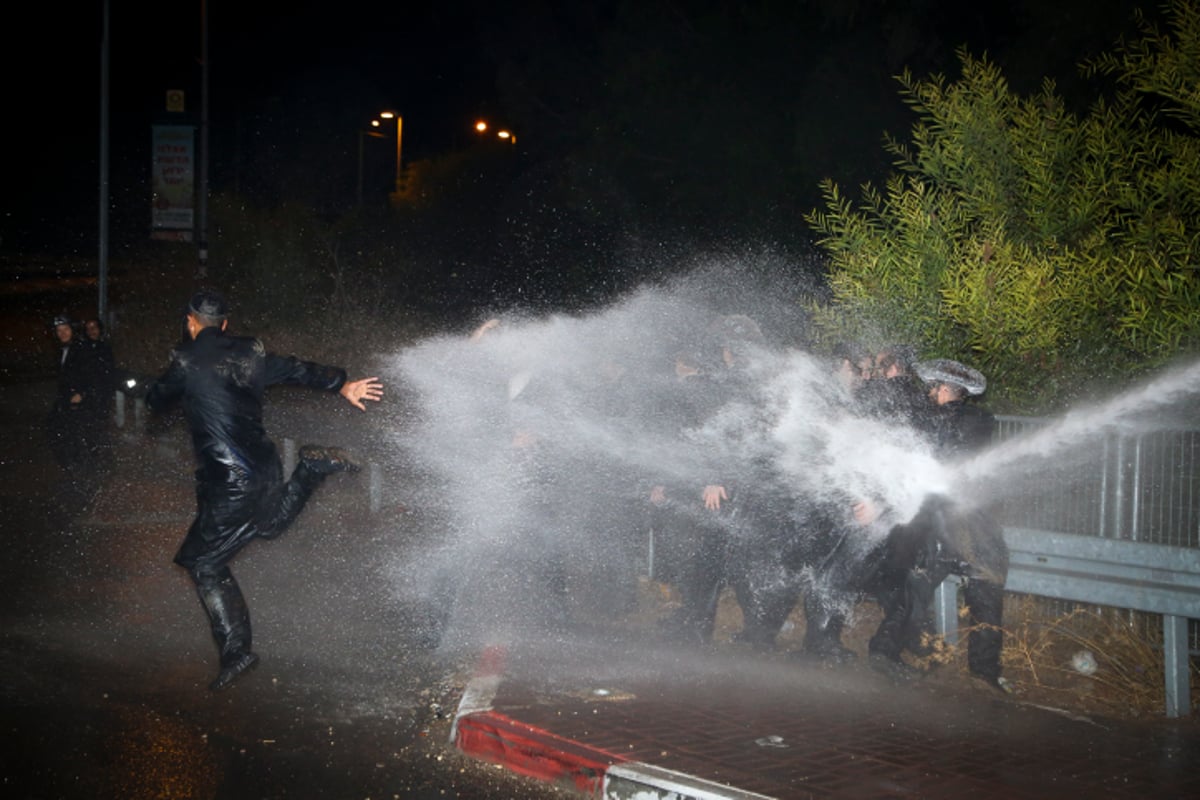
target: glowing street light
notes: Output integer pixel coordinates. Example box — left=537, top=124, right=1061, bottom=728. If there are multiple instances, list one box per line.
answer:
left=378, top=111, right=403, bottom=196
left=473, top=119, right=516, bottom=145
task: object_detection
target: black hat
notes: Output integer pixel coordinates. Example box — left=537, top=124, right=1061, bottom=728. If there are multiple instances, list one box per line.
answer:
left=51, top=314, right=72, bottom=328
left=914, top=358, right=987, bottom=396
left=187, top=289, right=228, bottom=320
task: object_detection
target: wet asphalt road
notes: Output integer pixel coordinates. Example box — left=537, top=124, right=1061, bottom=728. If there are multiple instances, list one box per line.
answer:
left=0, top=380, right=567, bottom=800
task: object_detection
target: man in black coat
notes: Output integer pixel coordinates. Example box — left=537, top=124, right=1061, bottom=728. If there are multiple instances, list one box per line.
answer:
left=146, top=289, right=383, bottom=691
left=867, top=358, right=1010, bottom=692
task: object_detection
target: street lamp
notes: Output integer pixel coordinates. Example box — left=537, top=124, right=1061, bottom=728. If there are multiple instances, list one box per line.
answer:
left=379, top=111, right=403, bottom=196
left=474, top=119, right=516, bottom=145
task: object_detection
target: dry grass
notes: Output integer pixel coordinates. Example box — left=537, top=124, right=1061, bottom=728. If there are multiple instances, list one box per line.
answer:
left=620, top=581, right=1194, bottom=720
left=996, top=597, right=1191, bottom=718
left=902, top=595, right=1193, bottom=718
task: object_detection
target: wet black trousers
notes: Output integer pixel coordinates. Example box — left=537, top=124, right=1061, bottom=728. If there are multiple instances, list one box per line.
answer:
left=656, top=510, right=729, bottom=644
left=731, top=505, right=853, bottom=651
left=868, top=566, right=938, bottom=661
left=728, top=528, right=804, bottom=649
left=963, top=578, right=1004, bottom=680
left=869, top=568, right=1005, bottom=679
left=176, top=461, right=326, bottom=574
left=179, top=462, right=327, bottom=666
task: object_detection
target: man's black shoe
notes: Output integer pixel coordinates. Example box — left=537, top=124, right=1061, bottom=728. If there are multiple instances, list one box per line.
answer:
left=209, top=651, right=259, bottom=691
left=972, top=673, right=1015, bottom=695
left=299, top=445, right=361, bottom=475
left=868, top=652, right=923, bottom=683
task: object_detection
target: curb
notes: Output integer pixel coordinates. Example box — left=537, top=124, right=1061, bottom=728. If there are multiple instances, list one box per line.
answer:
left=450, top=646, right=776, bottom=800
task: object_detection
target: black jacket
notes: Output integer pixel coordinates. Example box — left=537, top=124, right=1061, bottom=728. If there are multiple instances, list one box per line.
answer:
left=925, top=399, right=994, bottom=458
left=55, top=339, right=102, bottom=409
left=146, top=327, right=347, bottom=488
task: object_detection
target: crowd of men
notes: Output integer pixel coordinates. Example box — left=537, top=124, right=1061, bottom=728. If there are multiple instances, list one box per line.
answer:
left=454, top=310, right=1010, bottom=692
left=50, top=297, right=1008, bottom=694
left=642, top=325, right=1011, bottom=692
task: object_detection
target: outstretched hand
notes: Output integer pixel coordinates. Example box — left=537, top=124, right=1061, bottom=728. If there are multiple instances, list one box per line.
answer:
left=340, top=377, right=384, bottom=411
left=703, top=484, right=728, bottom=511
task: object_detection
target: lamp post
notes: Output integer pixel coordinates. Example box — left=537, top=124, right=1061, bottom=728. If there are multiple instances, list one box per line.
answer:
left=379, top=111, right=403, bottom=196
left=356, top=124, right=385, bottom=206
left=356, top=111, right=403, bottom=205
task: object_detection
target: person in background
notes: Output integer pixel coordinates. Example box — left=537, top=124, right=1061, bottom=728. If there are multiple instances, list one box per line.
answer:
left=145, top=289, right=383, bottom=691
left=652, top=315, right=764, bottom=645
left=46, top=314, right=112, bottom=497
left=82, top=317, right=118, bottom=431
left=857, top=344, right=924, bottom=424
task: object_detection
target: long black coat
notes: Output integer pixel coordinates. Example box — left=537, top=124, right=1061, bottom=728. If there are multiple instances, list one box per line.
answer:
left=55, top=338, right=107, bottom=414
left=146, top=327, right=347, bottom=569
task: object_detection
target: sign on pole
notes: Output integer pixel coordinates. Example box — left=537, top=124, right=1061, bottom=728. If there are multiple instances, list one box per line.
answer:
left=150, top=124, right=195, bottom=241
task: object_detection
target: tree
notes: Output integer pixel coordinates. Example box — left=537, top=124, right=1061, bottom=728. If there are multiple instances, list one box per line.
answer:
left=806, top=0, right=1200, bottom=412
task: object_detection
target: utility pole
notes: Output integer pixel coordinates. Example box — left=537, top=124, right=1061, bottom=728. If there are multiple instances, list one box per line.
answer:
left=197, top=0, right=210, bottom=277
left=97, top=0, right=110, bottom=323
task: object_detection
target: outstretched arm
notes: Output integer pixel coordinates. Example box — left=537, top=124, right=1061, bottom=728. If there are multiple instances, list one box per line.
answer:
left=340, top=377, right=384, bottom=411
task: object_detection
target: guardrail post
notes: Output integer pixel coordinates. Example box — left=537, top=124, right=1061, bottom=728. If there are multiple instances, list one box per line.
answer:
left=1129, top=434, right=1143, bottom=542
left=1164, top=614, right=1189, bottom=718
left=934, top=575, right=963, bottom=646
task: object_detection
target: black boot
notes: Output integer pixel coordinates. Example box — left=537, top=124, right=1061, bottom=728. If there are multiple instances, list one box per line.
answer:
left=732, top=578, right=793, bottom=652
left=196, top=570, right=259, bottom=691
left=662, top=578, right=723, bottom=646
left=867, top=577, right=924, bottom=682
left=299, top=445, right=360, bottom=475
left=799, top=595, right=856, bottom=665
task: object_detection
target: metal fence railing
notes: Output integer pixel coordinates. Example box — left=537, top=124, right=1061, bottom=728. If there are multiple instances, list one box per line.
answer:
left=992, top=416, right=1200, bottom=546
left=992, top=415, right=1200, bottom=652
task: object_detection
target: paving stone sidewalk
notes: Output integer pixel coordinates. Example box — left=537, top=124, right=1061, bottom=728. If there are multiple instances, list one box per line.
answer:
left=452, top=639, right=1200, bottom=799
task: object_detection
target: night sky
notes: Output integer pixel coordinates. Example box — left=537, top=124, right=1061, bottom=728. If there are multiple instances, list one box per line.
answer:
left=5, top=0, right=1153, bottom=261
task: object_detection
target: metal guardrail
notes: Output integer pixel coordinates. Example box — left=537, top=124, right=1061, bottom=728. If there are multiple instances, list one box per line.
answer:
left=935, top=527, right=1200, bottom=717
left=992, top=416, right=1200, bottom=654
